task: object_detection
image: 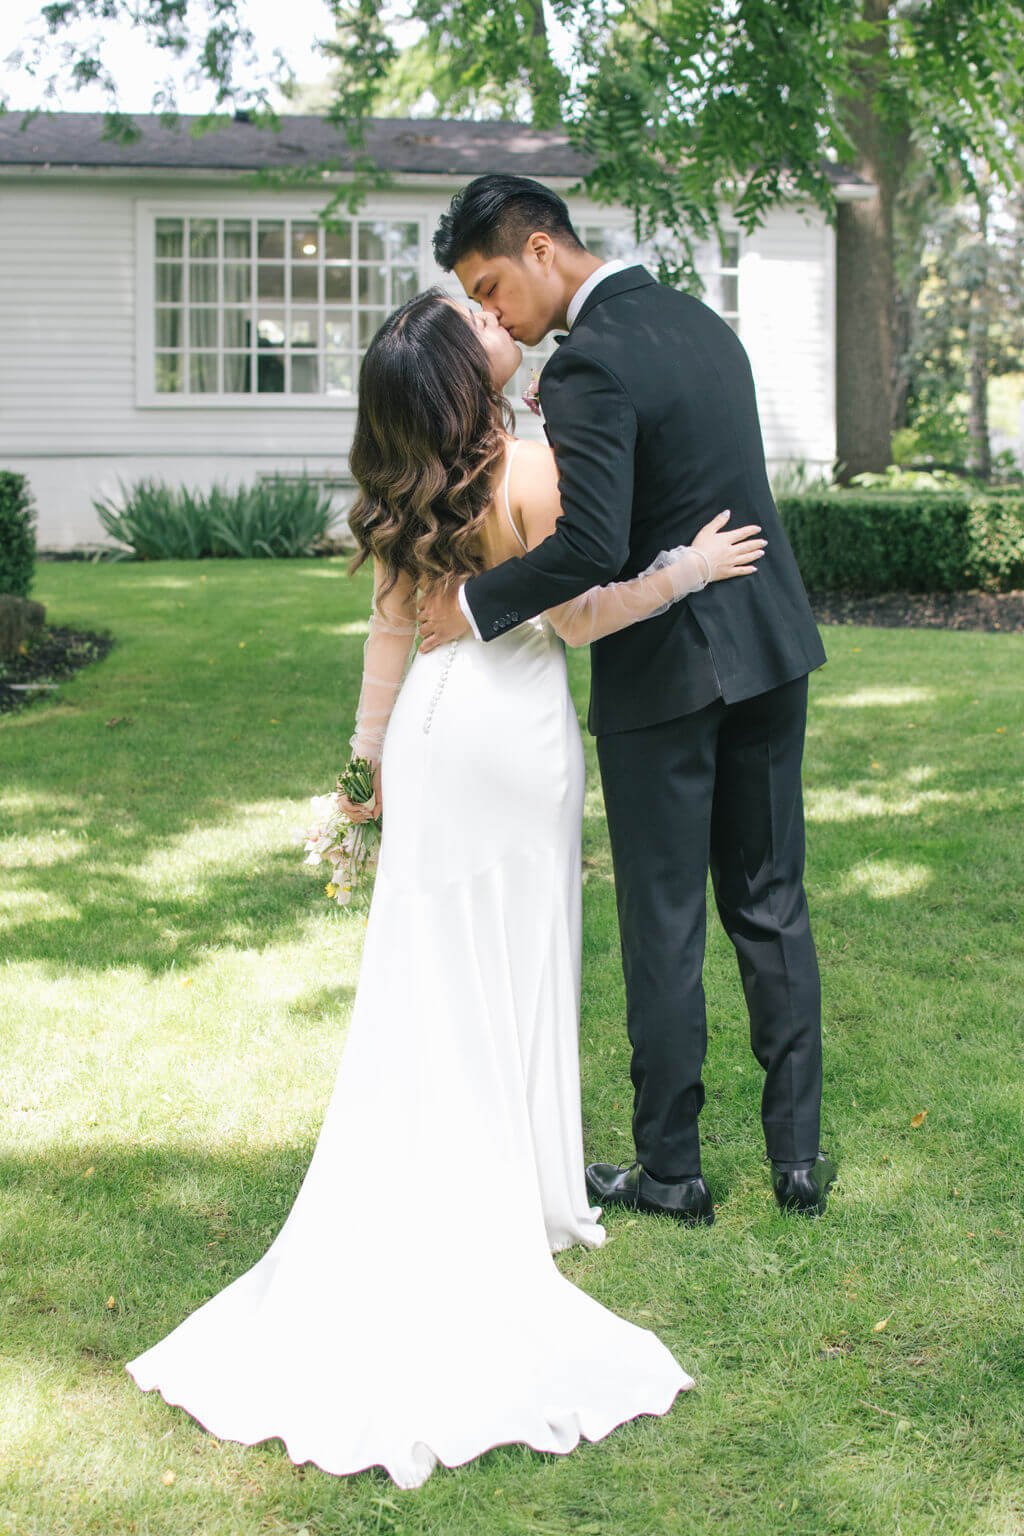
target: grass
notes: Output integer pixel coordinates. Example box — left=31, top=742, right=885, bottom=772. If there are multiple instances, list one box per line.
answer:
left=1, top=559, right=1023, bottom=1536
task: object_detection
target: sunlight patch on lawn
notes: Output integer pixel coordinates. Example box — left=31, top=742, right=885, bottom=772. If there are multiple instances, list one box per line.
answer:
left=0, top=886, right=79, bottom=920
left=0, top=830, right=90, bottom=869
left=130, top=799, right=311, bottom=892
left=2, top=918, right=363, bottom=1152
left=318, top=620, right=370, bottom=637
left=818, top=685, right=938, bottom=709
left=842, top=858, right=932, bottom=899
left=806, top=786, right=960, bottom=823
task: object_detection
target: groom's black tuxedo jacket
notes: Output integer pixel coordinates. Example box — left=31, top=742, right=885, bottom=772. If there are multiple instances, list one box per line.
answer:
left=463, top=266, right=827, bottom=735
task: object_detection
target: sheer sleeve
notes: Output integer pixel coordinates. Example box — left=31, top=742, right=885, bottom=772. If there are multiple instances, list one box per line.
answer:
left=545, top=544, right=711, bottom=648
left=349, top=562, right=418, bottom=762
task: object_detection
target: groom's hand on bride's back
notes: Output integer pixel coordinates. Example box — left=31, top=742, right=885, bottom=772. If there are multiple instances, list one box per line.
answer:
left=417, top=582, right=471, bottom=653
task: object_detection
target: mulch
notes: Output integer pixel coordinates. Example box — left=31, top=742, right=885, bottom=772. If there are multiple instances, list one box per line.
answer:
left=808, top=590, right=1024, bottom=634
left=0, top=627, right=114, bottom=714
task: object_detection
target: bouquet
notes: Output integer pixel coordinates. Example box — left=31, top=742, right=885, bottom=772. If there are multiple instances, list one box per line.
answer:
left=295, top=756, right=381, bottom=906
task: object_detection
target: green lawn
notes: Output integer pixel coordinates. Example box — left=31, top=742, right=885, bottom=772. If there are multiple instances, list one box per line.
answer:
left=1, top=560, right=1022, bottom=1536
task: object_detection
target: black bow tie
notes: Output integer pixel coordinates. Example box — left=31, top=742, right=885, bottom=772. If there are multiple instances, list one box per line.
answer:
left=553, top=333, right=568, bottom=346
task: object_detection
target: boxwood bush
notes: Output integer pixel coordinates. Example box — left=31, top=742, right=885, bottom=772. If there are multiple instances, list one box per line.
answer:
left=777, top=491, right=1024, bottom=593
left=0, top=471, right=37, bottom=597
left=95, top=475, right=341, bottom=560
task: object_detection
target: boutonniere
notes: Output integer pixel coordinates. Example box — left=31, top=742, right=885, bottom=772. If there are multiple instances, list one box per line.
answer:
left=521, top=369, right=542, bottom=418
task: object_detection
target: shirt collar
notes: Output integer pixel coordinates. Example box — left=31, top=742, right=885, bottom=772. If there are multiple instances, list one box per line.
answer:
left=566, top=259, right=630, bottom=328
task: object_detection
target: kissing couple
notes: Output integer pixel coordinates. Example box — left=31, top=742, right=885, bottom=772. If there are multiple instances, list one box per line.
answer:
left=127, top=174, right=834, bottom=1489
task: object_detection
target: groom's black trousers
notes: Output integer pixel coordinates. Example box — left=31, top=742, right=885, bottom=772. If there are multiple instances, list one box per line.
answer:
left=595, top=674, right=822, bottom=1174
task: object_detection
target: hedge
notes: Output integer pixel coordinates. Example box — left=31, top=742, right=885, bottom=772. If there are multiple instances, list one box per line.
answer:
left=0, top=471, right=37, bottom=598
left=777, top=491, right=1024, bottom=593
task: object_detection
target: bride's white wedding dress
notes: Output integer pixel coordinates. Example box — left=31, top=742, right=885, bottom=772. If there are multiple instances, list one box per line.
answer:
left=126, top=444, right=707, bottom=1489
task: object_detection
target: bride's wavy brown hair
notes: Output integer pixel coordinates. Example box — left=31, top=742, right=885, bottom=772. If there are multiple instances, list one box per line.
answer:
left=348, top=288, right=514, bottom=603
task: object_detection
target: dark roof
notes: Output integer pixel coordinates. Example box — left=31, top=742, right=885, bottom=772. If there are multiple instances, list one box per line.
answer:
left=0, top=112, right=589, bottom=177
left=0, top=111, right=869, bottom=188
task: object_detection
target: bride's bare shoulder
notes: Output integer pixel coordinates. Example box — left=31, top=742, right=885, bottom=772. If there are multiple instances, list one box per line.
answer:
left=512, top=439, right=559, bottom=495
left=510, top=440, right=562, bottom=546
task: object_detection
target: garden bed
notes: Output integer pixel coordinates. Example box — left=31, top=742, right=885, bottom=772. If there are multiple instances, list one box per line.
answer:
left=0, top=625, right=114, bottom=713
left=809, top=589, right=1024, bottom=633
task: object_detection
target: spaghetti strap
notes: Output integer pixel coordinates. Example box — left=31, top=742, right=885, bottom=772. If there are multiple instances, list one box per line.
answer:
left=502, top=441, right=528, bottom=552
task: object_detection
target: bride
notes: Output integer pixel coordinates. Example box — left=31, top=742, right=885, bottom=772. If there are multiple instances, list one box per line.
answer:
left=126, top=289, right=765, bottom=1489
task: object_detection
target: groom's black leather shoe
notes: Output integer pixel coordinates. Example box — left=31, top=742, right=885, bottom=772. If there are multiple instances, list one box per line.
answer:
left=585, top=1162, right=714, bottom=1226
left=771, top=1152, right=837, bottom=1216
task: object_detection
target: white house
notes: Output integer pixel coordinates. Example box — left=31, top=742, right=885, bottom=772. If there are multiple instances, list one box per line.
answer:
left=0, top=112, right=871, bottom=549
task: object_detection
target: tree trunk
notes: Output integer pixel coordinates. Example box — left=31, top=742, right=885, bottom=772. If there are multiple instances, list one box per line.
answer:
left=834, top=0, right=910, bottom=480
left=836, top=192, right=896, bottom=477
left=967, top=182, right=992, bottom=480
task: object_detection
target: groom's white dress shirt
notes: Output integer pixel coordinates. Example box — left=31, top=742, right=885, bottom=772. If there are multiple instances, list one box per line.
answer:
left=456, top=259, right=636, bottom=639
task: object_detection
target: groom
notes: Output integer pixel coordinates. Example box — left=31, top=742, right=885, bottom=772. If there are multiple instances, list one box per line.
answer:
left=418, top=174, right=836, bottom=1222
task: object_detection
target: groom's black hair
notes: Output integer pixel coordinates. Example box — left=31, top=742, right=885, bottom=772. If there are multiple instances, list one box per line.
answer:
left=433, top=174, right=585, bottom=271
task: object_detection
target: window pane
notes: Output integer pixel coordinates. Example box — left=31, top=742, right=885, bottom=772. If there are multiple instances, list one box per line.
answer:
left=223, top=353, right=252, bottom=392
left=190, top=263, right=217, bottom=302
left=257, top=264, right=285, bottom=300
left=257, top=354, right=285, bottom=393
left=256, top=309, right=286, bottom=348
left=289, top=311, right=317, bottom=349
left=358, top=222, right=387, bottom=261
left=189, top=308, right=218, bottom=348
left=391, top=267, right=418, bottom=306
left=189, top=219, right=218, bottom=259
left=324, top=225, right=352, bottom=261
left=386, top=222, right=419, bottom=263
left=324, top=265, right=352, bottom=302
left=358, top=310, right=387, bottom=349
left=155, top=219, right=183, bottom=259
left=292, top=223, right=320, bottom=260
left=257, top=220, right=285, bottom=260
left=224, top=262, right=251, bottom=302
left=224, top=219, right=251, bottom=259
left=326, top=354, right=355, bottom=395
left=223, top=308, right=251, bottom=349
left=156, top=263, right=182, bottom=303
left=358, top=265, right=387, bottom=305
left=325, top=311, right=353, bottom=350
left=291, top=264, right=319, bottom=302
left=720, top=232, right=740, bottom=268
left=189, top=352, right=218, bottom=392
left=705, top=271, right=738, bottom=314
left=291, top=355, right=320, bottom=393
left=155, top=307, right=183, bottom=348
left=155, top=352, right=183, bottom=393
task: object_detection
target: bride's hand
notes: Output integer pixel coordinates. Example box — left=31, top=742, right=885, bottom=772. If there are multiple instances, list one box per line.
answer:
left=338, top=764, right=383, bottom=824
left=692, top=510, right=767, bottom=582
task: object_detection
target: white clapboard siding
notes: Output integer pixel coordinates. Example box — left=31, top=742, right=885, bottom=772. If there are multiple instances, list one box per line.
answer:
left=0, top=177, right=835, bottom=546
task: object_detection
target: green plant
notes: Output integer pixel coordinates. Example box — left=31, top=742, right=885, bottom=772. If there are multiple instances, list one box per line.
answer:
left=849, top=466, right=965, bottom=492
left=769, top=461, right=837, bottom=499
left=208, top=476, right=341, bottom=558
left=778, top=490, right=1024, bottom=592
left=94, top=477, right=340, bottom=559
left=0, top=471, right=37, bottom=597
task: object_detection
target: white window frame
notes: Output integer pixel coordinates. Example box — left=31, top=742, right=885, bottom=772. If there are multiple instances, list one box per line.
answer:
left=134, top=200, right=428, bottom=410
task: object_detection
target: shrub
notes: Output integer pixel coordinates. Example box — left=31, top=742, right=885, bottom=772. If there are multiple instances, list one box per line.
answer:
left=777, top=491, right=1024, bottom=593
left=95, top=476, right=341, bottom=559
left=0, top=472, right=37, bottom=597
